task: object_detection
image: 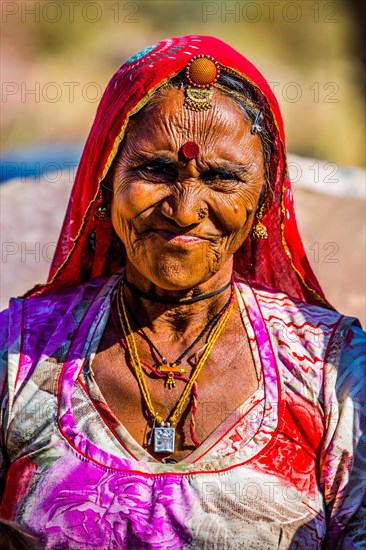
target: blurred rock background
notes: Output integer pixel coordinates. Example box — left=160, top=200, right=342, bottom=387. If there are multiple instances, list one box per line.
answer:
left=1, top=0, right=365, bottom=324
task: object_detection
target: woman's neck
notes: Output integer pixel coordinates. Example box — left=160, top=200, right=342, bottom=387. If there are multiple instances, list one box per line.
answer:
left=122, top=263, right=234, bottom=337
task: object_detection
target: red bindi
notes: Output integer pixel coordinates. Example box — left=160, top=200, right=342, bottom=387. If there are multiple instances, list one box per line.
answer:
left=181, top=141, right=200, bottom=160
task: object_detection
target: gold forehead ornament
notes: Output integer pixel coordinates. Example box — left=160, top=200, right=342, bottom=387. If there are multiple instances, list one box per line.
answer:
left=184, top=55, right=263, bottom=134
left=184, top=55, right=220, bottom=111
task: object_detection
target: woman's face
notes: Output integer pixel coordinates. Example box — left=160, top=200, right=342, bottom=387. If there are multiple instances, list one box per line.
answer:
left=111, top=87, right=265, bottom=291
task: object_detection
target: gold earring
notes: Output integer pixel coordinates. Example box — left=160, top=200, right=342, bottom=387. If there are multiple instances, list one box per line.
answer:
left=252, top=202, right=268, bottom=239
left=95, top=188, right=111, bottom=219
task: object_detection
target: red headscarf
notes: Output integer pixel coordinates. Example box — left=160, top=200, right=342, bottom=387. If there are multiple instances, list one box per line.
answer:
left=26, top=35, right=329, bottom=307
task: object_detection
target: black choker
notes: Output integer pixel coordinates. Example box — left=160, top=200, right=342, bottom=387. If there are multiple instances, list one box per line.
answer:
left=124, top=277, right=232, bottom=304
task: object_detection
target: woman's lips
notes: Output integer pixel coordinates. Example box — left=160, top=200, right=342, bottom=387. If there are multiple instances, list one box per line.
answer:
left=150, top=229, right=208, bottom=245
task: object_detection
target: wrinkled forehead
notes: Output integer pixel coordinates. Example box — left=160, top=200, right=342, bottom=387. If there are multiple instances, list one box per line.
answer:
left=122, top=87, right=262, bottom=162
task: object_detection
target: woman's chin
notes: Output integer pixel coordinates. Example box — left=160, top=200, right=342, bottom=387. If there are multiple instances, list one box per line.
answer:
left=131, top=261, right=217, bottom=293
left=149, top=270, right=212, bottom=293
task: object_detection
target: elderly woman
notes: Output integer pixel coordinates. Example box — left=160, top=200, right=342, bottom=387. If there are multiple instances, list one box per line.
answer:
left=0, top=36, right=365, bottom=549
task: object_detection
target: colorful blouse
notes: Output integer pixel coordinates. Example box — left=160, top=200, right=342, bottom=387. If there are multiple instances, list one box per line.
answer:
left=0, top=274, right=365, bottom=549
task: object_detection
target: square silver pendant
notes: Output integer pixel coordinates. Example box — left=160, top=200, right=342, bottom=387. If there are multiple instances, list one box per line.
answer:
left=153, top=427, right=175, bottom=453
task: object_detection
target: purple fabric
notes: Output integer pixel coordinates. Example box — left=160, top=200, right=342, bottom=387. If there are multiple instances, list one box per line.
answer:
left=27, top=453, right=194, bottom=549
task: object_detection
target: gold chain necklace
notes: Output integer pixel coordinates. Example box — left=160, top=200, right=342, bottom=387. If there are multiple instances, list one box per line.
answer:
left=123, top=288, right=232, bottom=389
left=116, top=278, right=234, bottom=454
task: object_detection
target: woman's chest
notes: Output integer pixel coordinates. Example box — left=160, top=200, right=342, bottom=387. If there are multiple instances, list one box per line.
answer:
left=90, top=318, right=258, bottom=462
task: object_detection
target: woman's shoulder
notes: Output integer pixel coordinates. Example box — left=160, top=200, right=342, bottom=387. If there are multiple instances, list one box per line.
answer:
left=237, top=280, right=365, bottom=405
left=236, top=278, right=364, bottom=372
left=0, top=274, right=118, bottom=400
left=237, top=278, right=361, bottom=333
left=3, top=274, right=113, bottom=318
left=0, top=273, right=117, bottom=353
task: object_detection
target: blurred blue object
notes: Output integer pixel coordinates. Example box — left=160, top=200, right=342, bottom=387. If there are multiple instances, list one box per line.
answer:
left=0, top=144, right=82, bottom=183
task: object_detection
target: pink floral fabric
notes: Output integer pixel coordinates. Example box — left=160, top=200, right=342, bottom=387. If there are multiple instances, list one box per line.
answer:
left=0, top=275, right=365, bottom=549
left=27, top=455, right=194, bottom=549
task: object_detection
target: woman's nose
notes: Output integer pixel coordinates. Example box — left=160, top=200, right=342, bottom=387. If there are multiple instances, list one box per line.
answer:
left=160, top=188, right=208, bottom=227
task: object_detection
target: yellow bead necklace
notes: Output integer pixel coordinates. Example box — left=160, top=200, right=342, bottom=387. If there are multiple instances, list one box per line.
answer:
left=116, top=277, right=234, bottom=454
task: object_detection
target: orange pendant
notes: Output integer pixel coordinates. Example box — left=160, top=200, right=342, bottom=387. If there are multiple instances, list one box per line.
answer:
left=157, top=363, right=186, bottom=389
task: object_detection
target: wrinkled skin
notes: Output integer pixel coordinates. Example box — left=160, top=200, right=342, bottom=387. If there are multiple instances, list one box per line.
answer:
left=92, top=88, right=265, bottom=461
left=111, top=87, right=265, bottom=295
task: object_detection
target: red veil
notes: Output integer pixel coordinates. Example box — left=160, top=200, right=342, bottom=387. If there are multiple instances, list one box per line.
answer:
left=27, top=35, right=329, bottom=307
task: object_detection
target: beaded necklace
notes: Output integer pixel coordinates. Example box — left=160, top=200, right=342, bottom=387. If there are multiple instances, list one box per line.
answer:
left=124, top=277, right=232, bottom=304
left=124, top=293, right=232, bottom=389
left=116, top=277, right=235, bottom=454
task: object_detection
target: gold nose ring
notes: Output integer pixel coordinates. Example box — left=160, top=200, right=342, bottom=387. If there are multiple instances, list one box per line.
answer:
left=196, top=206, right=208, bottom=220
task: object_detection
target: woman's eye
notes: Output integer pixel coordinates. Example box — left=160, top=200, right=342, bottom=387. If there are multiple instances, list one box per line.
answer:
left=144, top=163, right=162, bottom=172
left=140, top=163, right=176, bottom=179
left=203, top=171, right=241, bottom=184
